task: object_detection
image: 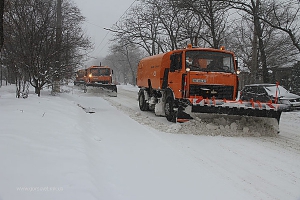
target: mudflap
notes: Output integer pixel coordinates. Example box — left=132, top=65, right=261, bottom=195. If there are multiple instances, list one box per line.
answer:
left=85, top=83, right=117, bottom=97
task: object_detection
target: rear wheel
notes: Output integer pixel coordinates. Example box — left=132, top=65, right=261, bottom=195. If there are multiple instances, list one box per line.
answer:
left=165, top=95, right=176, bottom=122
left=138, top=90, right=149, bottom=111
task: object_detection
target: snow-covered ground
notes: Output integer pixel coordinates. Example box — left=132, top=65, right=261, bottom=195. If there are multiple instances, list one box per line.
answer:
left=0, top=84, right=300, bottom=200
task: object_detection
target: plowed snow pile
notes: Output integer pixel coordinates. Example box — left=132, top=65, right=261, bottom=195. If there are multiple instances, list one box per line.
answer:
left=107, top=99, right=279, bottom=137
left=171, top=115, right=278, bottom=136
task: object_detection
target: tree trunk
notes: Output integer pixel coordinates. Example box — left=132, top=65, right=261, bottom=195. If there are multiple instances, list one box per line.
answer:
left=36, top=87, right=41, bottom=97
left=252, top=23, right=258, bottom=83
left=0, top=0, right=4, bottom=50
left=258, top=35, right=269, bottom=83
left=53, top=0, right=62, bottom=94
left=253, top=0, right=269, bottom=83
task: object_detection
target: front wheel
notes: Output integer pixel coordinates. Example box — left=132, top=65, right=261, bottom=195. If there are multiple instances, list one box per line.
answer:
left=165, top=96, right=176, bottom=122
left=138, top=90, right=149, bottom=111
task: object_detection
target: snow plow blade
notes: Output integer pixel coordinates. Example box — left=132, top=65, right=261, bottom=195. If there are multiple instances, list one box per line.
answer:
left=181, top=98, right=290, bottom=125
left=191, top=104, right=282, bottom=123
left=85, top=83, right=117, bottom=97
left=176, top=97, right=288, bottom=133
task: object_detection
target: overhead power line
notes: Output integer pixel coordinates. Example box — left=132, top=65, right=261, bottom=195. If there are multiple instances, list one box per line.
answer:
left=94, top=0, right=139, bottom=56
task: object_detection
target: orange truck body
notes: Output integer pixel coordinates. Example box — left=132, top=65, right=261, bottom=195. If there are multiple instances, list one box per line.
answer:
left=74, top=65, right=117, bottom=95
left=85, top=65, right=113, bottom=84
left=137, top=45, right=285, bottom=124
left=74, top=66, right=113, bottom=85
left=74, top=69, right=87, bottom=85
left=136, top=45, right=241, bottom=122
left=137, top=46, right=239, bottom=100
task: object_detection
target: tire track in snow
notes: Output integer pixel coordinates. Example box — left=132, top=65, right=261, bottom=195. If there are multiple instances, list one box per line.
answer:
left=103, top=86, right=300, bottom=200
left=67, top=85, right=300, bottom=200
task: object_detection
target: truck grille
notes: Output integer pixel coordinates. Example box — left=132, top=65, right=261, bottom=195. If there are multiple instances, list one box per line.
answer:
left=189, top=84, right=234, bottom=100
left=92, top=81, right=109, bottom=84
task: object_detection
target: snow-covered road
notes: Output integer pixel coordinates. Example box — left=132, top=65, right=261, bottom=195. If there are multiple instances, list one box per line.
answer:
left=0, top=84, right=300, bottom=200
left=107, top=85, right=300, bottom=149
left=105, top=85, right=300, bottom=199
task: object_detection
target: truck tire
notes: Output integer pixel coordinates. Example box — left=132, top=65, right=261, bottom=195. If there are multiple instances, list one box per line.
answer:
left=165, top=95, right=176, bottom=122
left=138, top=90, right=149, bottom=111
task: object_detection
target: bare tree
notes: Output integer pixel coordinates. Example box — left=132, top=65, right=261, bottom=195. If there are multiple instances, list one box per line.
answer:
left=176, top=0, right=230, bottom=48
left=146, top=0, right=191, bottom=50
left=226, top=0, right=270, bottom=82
left=3, top=0, right=91, bottom=97
left=260, top=0, right=300, bottom=52
left=108, top=0, right=298, bottom=87
left=112, top=2, right=163, bottom=56
left=104, top=42, right=143, bottom=85
left=228, top=16, right=254, bottom=72
left=229, top=14, right=298, bottom=84
left=227, top=0, right=299, bottom=83
left=112, top=0, right=207, bottom=56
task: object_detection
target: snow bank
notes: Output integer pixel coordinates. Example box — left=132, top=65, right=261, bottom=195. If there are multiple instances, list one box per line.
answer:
left=107, top=98, right=279, bottom=137
left=102, top=84, right=279, bottom=137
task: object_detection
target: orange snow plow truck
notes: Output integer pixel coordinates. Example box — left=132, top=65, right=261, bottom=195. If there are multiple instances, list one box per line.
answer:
left=74, top=65, right=117, bottom=96
left=136, top=44, right=288, bottom=125
left=74, top=69, right=86, bottom=85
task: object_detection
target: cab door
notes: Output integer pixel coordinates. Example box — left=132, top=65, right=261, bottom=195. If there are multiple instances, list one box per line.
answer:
left=168, top=53, right=183, bottom=98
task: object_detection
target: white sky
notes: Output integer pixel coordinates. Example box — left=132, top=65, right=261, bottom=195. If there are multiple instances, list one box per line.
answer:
left=72, top=0, right=137, bottom=66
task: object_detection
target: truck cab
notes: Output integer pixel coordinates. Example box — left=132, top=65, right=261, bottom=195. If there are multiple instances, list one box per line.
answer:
left=173, top=47, right=238, bottom=100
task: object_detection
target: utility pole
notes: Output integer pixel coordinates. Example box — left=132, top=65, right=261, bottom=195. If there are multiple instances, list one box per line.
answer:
left=53, top=0, right=62, bottom=94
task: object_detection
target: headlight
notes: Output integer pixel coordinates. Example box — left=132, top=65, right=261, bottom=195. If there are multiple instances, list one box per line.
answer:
left=280, top=99, right=291, bottom=105
left=89, top=74, right=92, bottom=78
left=186, top=68, right=191, bottom=72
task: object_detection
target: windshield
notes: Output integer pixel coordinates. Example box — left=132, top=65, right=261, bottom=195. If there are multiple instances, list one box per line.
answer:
left=77, top=70, right=85, bottom=78
left=264, top=85, right=289, bottom=96
left=90, top=68, right=110, bottom=76
left=185, top=51, right=235, bottom=73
